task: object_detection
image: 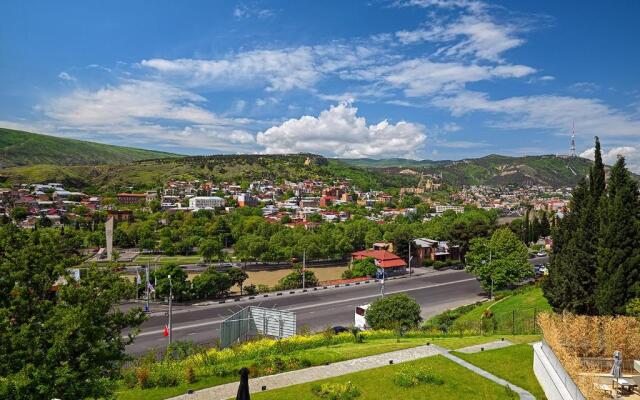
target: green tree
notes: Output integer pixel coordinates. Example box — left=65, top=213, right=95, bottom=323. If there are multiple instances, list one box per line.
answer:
left=343, top=257, right=378, bottom=279
left=539, top=212, right=551, bottom=238
left=9, top=207, right=28, bottom=222
left=191, top=268, right=232, bottom=299
left=227, top=267, right=249, bottom=295
left=199, top=238, right=223, bottom=263
left=365, top=294, right=422, bottom=330
left=276, top=265, right=318, bottom=290
left=465, top=227, right=532, bottom=292
left=595, top=157, right=640, bottom=315
left=151, top=263, right=190, bottom=301
left=0, top=225, right=145, bottom=399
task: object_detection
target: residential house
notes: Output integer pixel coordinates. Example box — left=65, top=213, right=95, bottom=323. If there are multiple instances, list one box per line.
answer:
left=413, top=238, right=460, bottom=265
left=351, top=249, right=407, bottom=277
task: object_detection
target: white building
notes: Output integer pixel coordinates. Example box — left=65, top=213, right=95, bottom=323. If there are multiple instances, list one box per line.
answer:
left=435, top=205, right=465, bottom=214
left=189, top=196, right=225, bottom=209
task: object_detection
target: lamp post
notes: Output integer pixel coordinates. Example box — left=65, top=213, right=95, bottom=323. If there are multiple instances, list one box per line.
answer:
left=380, top=266, right=385, bottom=297
left=168, top=274, right=173, bottom=345
left=302, top=249, right=306, bottom=290
left=408, top=240, right=412, bottom=276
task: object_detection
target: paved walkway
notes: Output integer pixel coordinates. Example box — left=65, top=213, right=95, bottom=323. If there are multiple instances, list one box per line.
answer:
left=169, top=342, right=535, bottom=400
left=456, top=339, right=514, bottom=354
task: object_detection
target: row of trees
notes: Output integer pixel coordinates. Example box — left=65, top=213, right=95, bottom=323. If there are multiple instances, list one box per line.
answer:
left=543, top=138, right=640, bottom=315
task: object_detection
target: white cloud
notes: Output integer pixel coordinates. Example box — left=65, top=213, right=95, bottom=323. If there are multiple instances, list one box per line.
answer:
left=256, top=101, right=427, bottom=158
left=432, top=91, right=640, bottom=137
left=45, top=80, right=219, bottom=125
left=57, top=72, right=76, bottom=82
left=233, top=4, right=275, bottom=19
left=347, top=58, right=534, bottom=97
left=580, top=145, right=640, bottom=173
left=397, top=14, right=524, bottom=62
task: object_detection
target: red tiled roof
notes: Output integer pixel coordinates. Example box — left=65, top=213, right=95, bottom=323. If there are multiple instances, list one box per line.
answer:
left=351, top=249, right=406, bottom=268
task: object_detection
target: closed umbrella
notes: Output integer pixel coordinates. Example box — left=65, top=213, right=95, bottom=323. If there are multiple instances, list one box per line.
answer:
left=611, top=351, right=622, bottom=380
left=236, top=367, right=250, bottom=400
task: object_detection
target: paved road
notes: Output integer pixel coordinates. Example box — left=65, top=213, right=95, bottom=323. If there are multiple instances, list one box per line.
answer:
left=125, top=269, right=484, bottom=355
left=125, top=257, right=549, bottom=355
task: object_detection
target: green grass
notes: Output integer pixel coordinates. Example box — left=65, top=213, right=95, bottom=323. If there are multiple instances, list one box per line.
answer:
left=116, top=335, right=540, bottom=400
left=452, top=286, right=551, bottom=333
left=249, top=355, right=518, bottom=400
left=133, top=255, right=203, bottom=265
left=453, top=344, right=547, bottom=399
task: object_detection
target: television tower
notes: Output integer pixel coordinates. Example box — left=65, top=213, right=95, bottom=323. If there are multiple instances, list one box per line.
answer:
left=570, top=121, right=576, bottom=157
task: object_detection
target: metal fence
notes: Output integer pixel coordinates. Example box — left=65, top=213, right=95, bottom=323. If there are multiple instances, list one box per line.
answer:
left=450, top=308, right=541, bottom=335
left=220, top=306, right=296, bottom=349
left=540, top=339, right=587, bottom=400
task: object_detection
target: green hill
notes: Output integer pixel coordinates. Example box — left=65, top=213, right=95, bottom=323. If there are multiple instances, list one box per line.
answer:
left=0, top=128, right=180, bottom=167
left=0, top=154, right=418, bottom=193
left=342, top=154, right=596, bottom=187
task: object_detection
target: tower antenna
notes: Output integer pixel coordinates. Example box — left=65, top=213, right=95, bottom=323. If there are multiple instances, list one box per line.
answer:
left=570, top=121, right=576, bottom=157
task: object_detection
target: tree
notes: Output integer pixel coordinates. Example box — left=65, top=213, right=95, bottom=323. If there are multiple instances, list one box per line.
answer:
left=191, top=268, right=232, bottom=299
left=9, top=207, right=28, bottom=222
left=465, top=227, right=532, bottom=292
left=151, top=263, right=190, bottom=301
left=0, top=225, right=145, bottom=399
left=343, top=257, right=377, bottom=279
left=227, top=267, right=249, bottom=295
left=539, top=212, right=551, bottom=238
left=276, top=265, right=318, bottom=290
left=199, top=238, right=223, bottom=263
left=595, top=157, right=640, bottom=315
left=365, top=294, right=422, bottom=330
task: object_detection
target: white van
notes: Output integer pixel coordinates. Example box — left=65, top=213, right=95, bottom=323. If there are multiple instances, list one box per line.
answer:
left=354, top=304, right=371, bottom=329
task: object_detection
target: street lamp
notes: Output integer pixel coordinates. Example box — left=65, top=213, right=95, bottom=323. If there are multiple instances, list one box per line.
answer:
left=481, top=245, right=494, bottom=300
left=168, top=274, right=173, bottom=345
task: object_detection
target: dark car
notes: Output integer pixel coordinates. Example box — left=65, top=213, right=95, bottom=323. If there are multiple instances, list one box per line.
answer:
left=331, top=326, right=349, bottom=334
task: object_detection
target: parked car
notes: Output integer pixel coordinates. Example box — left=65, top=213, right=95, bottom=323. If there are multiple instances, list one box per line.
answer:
left=536, top=251, right=547, bottom=257
left=331, top=326, right=349, bottom=334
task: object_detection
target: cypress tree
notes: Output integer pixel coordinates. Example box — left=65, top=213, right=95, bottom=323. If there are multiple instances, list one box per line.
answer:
left=540, top=212, right=551, bottom=237
left=595, top=157, right=640, bottom=314
left=531, top=215, right=541, bottom=243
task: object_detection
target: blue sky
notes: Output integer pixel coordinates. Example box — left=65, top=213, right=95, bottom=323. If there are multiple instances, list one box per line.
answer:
left=1, top=0, right=640, bottom=170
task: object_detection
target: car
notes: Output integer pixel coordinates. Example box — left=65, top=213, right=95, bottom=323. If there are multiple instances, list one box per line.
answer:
left=536, top=251, right=547, bottom=257
left=331, top=326, right=349, bottom=334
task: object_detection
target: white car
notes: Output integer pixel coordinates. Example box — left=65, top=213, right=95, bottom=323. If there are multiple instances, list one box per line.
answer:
left=354, top=304, right=371, bottom=329
left=536, top=251, right=547, bottom=257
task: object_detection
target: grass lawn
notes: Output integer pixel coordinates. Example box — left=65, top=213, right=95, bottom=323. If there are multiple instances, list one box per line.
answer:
left=133, top=254, right=203, bottom=265
left=452, top=286, right=551, bottom=333
left=453, top=344, right=547, bottom=400
left=249, top=355, right=518, bottom=400
left=116, top=335, right=540, bottom=400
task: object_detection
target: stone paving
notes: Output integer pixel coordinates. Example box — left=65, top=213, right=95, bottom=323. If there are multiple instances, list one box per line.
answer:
left=456, top=339, right=514, bottom=354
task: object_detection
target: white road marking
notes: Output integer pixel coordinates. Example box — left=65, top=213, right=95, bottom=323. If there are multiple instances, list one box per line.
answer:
left=133, top=277, right=477, bottom=338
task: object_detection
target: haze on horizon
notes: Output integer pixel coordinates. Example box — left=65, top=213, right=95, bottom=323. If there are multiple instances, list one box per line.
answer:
left=1, top=0, right=639, bottom=171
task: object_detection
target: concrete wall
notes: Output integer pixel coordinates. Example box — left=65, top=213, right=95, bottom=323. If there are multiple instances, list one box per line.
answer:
left=533, top=341, right=586, bottom=400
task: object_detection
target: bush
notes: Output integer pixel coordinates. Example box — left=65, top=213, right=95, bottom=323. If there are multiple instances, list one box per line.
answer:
left=135, top=367, right=151, bottom=389
left=432, top=261, right=446, bottom=270
left=256, top=284, right=270, bottom=293
left=423, top=258, right=435, bottom=267
left=252, top=355, right=311, bottom=375
left=342, top=258, right=377, bottom=279
left=311, top=381, right=361, bottom=400
left=184, top=366, right=196, bottom=384
left=393, top=367, right=444, bottom=387
left=244, top=284, right=258, bottom=295
left=365, top=294, right=422, bottom=330
left=276, top=266, right=318, bottom=290
left=626, top=298, right=640, bottom=317
left=422, top=302, right=479, bottom=332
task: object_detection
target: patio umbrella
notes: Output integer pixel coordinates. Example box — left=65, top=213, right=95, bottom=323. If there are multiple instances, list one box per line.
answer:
left=236, top=367, right=250, bottom=400
left=611, top=351, right=622, bottom=380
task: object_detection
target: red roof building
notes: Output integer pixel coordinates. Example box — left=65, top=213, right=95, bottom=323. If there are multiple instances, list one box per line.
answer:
left=351, top=249, right=407, bottom=269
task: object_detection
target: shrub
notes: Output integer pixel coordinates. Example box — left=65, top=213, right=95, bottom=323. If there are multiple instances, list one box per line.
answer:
left=244, top=284, right=258, bottom=295
left=184, top=366, right=196, bottom=384
left=252, top=355, right=311, bottom=375
left=121, top=368, right=137, bottom=389
left=256, top=284, right=270, bottom=293
left=135, top=367, right=151, bottom=389
left=432, top=261, right=446, bottom=270
left=311, top=381, right=361, bottom=400
left=626, top=298, right=640, bottom=317
left=422, top=303, right=479, bottom=332
left=365, top=294, right=422, bottom=330
left=393, top=367, right=444, bottom=387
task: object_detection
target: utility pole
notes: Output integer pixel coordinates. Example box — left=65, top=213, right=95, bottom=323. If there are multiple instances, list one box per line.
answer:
left=408, top=240, right=412, bottom=276
left=380, top=267, right=385, bottom=297
left=168, top=274, right=173, bottom=345
left=489, top=249, right=493, bottom=300
left=145, top=261, right=150, bottom=313
left=302, top=249, right=306, bottom=289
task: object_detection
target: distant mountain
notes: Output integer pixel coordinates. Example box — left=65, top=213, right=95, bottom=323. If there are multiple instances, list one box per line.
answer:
left=0, top=128, right=180, bottom=167
left=342, top=154, right=597, bottom=187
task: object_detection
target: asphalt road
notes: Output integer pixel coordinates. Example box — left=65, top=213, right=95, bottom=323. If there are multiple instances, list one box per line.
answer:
left=125, top=257, right=549, bottom=355
left=125, top=269, right=484, bottom=355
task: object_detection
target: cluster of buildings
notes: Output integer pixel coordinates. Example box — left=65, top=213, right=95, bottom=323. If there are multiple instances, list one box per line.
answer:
left=451, top=185, right=571, bottom=217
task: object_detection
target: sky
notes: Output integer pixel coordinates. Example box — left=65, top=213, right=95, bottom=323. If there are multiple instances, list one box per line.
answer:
left=1, top=0, right=640, bottom=171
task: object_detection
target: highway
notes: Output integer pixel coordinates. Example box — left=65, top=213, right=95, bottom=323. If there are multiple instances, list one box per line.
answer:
left=125, top=257, right=549, bottom=355
left=125, top=269, right=484, bottom=355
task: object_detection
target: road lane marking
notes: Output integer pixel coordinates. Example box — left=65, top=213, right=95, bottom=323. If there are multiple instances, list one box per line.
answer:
left=132, top=277, right=477, bottom=338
